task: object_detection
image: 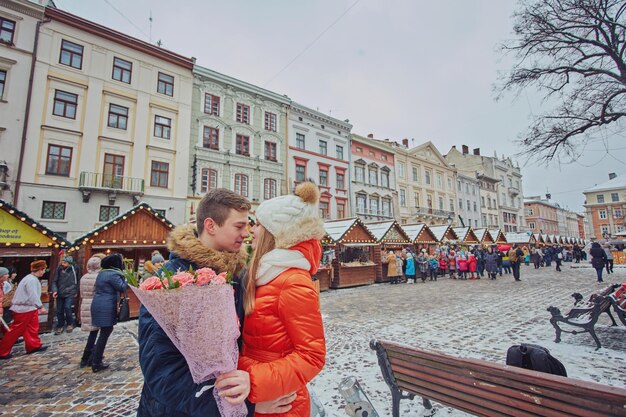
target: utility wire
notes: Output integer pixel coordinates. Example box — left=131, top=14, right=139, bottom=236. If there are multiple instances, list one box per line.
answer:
left=102, top=0, right=150, bottom=41
left=264, top=0, right=363, bottom=87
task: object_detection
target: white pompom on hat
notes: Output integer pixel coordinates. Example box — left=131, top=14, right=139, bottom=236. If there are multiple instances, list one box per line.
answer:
left=254, top=181, right=326, bottom=249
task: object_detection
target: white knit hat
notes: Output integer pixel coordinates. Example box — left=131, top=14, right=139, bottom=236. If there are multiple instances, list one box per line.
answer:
left=255, top=182, right=326, bottom=249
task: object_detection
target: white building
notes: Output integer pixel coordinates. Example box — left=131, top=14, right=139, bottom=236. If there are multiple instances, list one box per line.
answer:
left=16, top=7, right=194, bottom=240
left=456, top=173, right=482, bottom=229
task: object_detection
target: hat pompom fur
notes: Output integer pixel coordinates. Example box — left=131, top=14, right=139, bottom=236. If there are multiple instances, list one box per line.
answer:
left=295, top=181, right=320, bottom=204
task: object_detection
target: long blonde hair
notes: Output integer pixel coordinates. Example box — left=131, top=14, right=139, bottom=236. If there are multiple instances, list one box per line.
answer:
left=244, top=225, right=276, bottom=315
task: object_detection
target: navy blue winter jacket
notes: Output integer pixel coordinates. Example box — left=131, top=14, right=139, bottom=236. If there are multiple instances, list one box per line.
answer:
left=91, top=269, right=128, bottom=327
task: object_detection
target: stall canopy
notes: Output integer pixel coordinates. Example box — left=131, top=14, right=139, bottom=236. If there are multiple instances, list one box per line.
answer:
left=548, top=235, right=556, bottom=245
left=505, top=232, right=536, bottom=245
left=489, top=229, right=507, bottom=243
left=473, top=228, right=495, bottom=244
left=533, top=233, right=545, bottom=245
left=366, top=221, right=411, bottom=245
left=429, top=225, right=459, bottom=243
left=323, top=218, right=377, bottom=245
left=0, top=199, right=71, bottom=254
left=401, top=223, right=438, bottom=244
left=452, top=227, right=480, bottom=244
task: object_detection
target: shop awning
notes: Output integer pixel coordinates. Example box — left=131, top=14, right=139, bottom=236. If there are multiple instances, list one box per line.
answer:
left=341, top=243, right=379, bottom=247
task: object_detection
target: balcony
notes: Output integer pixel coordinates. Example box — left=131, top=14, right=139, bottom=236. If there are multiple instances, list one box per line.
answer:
left=356, top=208, right=393, bottom=220
left=414, top=206, right=455, bottom=219
left=508, top=186, right=520, bottom=197
left=79, top=171, right=144, bottom=204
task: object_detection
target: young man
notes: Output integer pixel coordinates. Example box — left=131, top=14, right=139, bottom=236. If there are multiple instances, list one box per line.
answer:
left=508, top=244, right=524, bottom=281
left=51, top=255, right=79, bottom=334
left=138, top=189, right=295, bottom=417
left=0, top=260, right=49, bottom=359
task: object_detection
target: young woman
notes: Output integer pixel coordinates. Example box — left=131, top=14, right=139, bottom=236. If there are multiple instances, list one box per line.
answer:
left=238, top=182, right=326, bottom=417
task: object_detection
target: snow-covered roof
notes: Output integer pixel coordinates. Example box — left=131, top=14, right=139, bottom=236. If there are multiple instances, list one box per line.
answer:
left=505, top=232, right=535, bottom=244
left=583, top=174, right=626, bottom=193
left=429, top=225, right=457, bottom=242
left=401, top=223, right=438, bottom=243
left=533, top=233, right=543, bottom=243
left=473, top=228, right=493, bottom=243
left=489, top=229, right=507, bottom=243
left=323, top=218, right=377, bottom=243
left=365, top=221, right=410, bottom=243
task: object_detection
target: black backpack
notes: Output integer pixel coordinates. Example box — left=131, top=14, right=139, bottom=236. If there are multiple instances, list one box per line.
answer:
left=506, top=344, right=567, bottom=377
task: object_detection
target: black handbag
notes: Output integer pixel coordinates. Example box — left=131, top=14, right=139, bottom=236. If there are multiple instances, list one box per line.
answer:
left=118, top=291, right=130, bottom=322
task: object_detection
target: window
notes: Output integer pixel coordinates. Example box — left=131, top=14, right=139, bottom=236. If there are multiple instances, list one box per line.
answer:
left=467, top=200, right=471, bottom=210
left=107, top=104, right=128, bottom=129
left=382, top=199, right=391, bottom=217
left=154, top=115, right=171, bottom=139
left=356, top=146, right=363, bottom=153
left=45, top=145, right=72, bottom=176
left=487, top=198, right=492, bottom=209
left=465, top=183, right=470, bottom=193
left=264, top=178, right=277, bottom=200
left=381, top=170, right=389, bottom=188
left=0, top=70, right=5, bottom=99
left=611, top=193, right=619, bottom=202
left=355, top=164, right=365, bottom=182
left=400, top=189, right=406, bottom=207
left=599, top=210, right=607, bottom=219
left=236, top=134, right=250, bottom=156
left=436, top=174, right=443, bottom=187
left=203, top=126, right=219, bottom=150
left=597, top=194, right=605, bottom=203
left=234, top=174, right=248, bottom=197
left=473, top=201, right=477, bottom=212
left=150, top=161, right=169, bottom=188
left=398, top=163, right=405, bottom=178
left=482, top=214, right=487, bottom=227
left=471, top=185, right=476, bottom=195
left=204, top=94, right=220, bottom=115
left=439, top=197, right=444, bottom=210
left=264, top=112, right=276, bottom=131
left=481, top=196, right=485, bottom=207
left=157, top=72, right=174, bottom=96
left=59, top=39, right=83, bottom=69
left=527, top=208, right=534, bottom=216
left=296, top=133, right=305, bottom=149
left=337, top=202, right=345, bottom=219
left=103, top=153, right=124, bottom=188
left=370, top=198, right=379, bottom=215
left=425, top=170, right=431, bottom=185
left=528, top=222, right=536, bottom=230
left=0, top=17, right=16, bottom=44
left=336, top=145, right=344, bottom=160
left=99, top=205, right=120, bottom=222
left=53, top=90, right=78, bottom=119
left=449, top=199, right=454, bottom=212
left=236, top=103, right=250, bottom=124
left=200, top=168, right=217, bottom=193
left=356, top=194, right=366, bottom=214
left=412, top=167, right=419, bottom=182
left=601, top=225, right=609, bottom=235
left=617, top=225, right=625, bottom=233
left=368, top=168, right=378, bottom=185
left=41, top=201, right=65, bottom=220
left=295, top=165, right=306, bottom=183
left=448, top=178, right=452, bottom=189
left=457, top=180, right=461, bottom=190
left=319, top=169, right=328, bottom=186
left=112, top=57, right=132, bottom=83
left=319, top=140, right=327, bottom=155
left=264, top=141, right=277, bottom=161
left=336, top=172, right=345, bottom=190
left=319, top=201, right=329, bottom=219
left=613, top=208, right=623, bottom=218
left=414, top=192, right=420, bottom=207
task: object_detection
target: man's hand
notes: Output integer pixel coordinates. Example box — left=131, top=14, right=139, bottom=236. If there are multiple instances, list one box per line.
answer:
left=38, top=306, right=47, bottom=315
left=52, top=292, right=57, bottom=299
left=255, top=392, right=297, bottom=414
left=215, top=370, right=250, bottom=405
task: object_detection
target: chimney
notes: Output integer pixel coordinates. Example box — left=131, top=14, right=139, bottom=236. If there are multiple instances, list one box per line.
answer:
left=473, top=148, right=480, bottom=156
left=462, top=145, right=469, bottom=155
left=402, top=138, right=409, bottom=147
left=367, top=133, right=374, bottom=139
left=609, top=173, right=617, bottom=180
left=452, top=145, right=456, bottom=149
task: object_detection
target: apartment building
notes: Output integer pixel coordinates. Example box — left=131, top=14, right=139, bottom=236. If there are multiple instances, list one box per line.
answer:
left=583, top=173, right=626, bottom=239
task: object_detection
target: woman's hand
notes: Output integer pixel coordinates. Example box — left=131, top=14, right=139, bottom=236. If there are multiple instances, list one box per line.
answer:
left=215, top=370, right=250, bottom=405
left=256, top=392, right=297, bottom=414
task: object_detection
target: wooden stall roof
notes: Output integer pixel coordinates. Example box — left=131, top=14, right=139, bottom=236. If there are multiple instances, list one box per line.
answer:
left=0, top=199, right=70, bottom=250
left=533, top=233, right=544, bottom=244
left=505, top=232, right=537, bottom=245
left=473, top=228, right=494, bottom=244
left=401, top=223, right=438, bottom=244
left=489, top=229, right=507, bottom=243
left=452, top=227, right=480, bottom=244
left=429, top=225, right=459, bottom=243
left=366, top=221, right=411, bottom=244
left=548, top=234, right=556, bottom=244
left=69, top=202, right=175, bottom=252
left=323, top=218, right=377, bottom=245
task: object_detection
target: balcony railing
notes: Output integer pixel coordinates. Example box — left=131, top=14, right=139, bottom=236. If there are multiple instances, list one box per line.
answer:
left=79, top=172, right=144, bottom=203
left=508, top=187, right=520, bottom=197
left=414, top=206, right=455, bottom=219
left=356, top=208, right=393, bottom=219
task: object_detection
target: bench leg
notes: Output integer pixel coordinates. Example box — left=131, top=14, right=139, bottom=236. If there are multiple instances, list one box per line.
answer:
left=391, top=389, right=402, bottom=417
left=605, top=310, right=618, bottom=327
left=588, top=327, right=602, bottom=350
left=549, top=318, right=562, bottom=343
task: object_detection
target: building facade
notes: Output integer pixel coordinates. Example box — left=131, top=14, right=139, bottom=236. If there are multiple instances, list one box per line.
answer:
left=350, top=134, right=396, bottom=221
left=393, top=139, right=457, bottom=226
left=456, top=173, right=481, bottom=229
left=583, top=173, right=626, bottom=239
left=0, top=0, right=46, bottom=202
left=16, top=7, right=194, bottom=240
left=189, top=65, right=289, bottom=218
left=287, top=103, right=352, bottom=220
left=524, top=197, right=559, bottom=235
left=477, top=173, right=500, bottom=228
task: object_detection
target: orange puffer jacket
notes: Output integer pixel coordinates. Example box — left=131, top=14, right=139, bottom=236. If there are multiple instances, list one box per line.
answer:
left=238, top=239, right=326, bottom=417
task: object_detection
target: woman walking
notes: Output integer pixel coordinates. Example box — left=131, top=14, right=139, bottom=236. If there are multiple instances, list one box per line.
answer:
left=416, top=249, right=429, bottom=283
left=404, top=251, right=416, bottom=283
left=484, top=246, right=499, bottom=279
left=386, top=250, right=400, bottom=284
left=78, top=254, right=105, bottom=368
left=90, top=253, right=128, bottom=372
left=590, top=242, right=608, bottom=283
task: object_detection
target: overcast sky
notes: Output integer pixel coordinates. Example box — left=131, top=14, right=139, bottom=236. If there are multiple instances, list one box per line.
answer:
left=55, top=0, right=626, bottom=213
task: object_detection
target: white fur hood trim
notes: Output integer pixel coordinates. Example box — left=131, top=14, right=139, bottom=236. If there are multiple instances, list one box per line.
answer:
left=256, top=249, right=311, bottom=286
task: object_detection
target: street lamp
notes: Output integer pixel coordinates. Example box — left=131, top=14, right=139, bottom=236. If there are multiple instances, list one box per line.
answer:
left=447, top=214, right=452, bottom=225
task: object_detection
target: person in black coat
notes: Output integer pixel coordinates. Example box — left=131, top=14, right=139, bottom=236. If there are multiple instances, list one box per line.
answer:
left=589, top=242, right=608, bottom=283
left=90, top=253, right=128, bottom=372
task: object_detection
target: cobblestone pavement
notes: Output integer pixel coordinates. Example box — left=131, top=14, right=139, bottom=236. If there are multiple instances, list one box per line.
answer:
left=0, top=264, right=624, bottom=417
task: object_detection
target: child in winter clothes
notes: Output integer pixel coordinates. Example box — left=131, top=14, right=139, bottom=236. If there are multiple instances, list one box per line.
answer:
left=428, top=256, right=439, bottom=281
left=438, top=253, right=448, bottom=277
left=457, top=255, right=468, bottom=279
left=404, top=252, right=416, bottom=283
left=467, top=252, right=477, bottom=279
left=448, top=250, right=456, bottom=279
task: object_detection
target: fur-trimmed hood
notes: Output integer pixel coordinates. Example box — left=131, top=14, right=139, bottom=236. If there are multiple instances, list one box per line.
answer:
left=167, top=224, right=247, bottom=274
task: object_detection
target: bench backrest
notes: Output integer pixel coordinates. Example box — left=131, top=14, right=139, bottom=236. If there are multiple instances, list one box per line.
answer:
left=610, top=285, right=626, bottom=311
left=372, top=339, right=626, bottom=417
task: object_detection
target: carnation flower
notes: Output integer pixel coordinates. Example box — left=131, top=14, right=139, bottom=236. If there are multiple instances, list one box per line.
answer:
left=212, top=272, right=228, bottom=285
left=172, top=271, right=195, bottom=287
left=196, top=267, right=217, bottom=286
left=140, top=276, right=163, bottom=290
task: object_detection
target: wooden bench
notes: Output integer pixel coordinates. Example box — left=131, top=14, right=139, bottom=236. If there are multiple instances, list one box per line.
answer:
left=609, top=284, right=626, bottom=326
left=370, top=339, right=626, bottom=417
left=547, top=284, right=620, bottom=350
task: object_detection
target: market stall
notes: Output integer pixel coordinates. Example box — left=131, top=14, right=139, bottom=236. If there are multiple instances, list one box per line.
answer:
left=473, top=228, right=495, bottom=246
left=366, top=220, right=411, bottom=282
left=401, top=223, right=439, bottom=254
left=0, top=199, right=71, bottom=333
left=533, top=233, right=545, bottom=247
left=314, top=234, right=334, bottom=292
left=505, top=232, right=536, bottom=247
left=323, top=218, right=378, bottom=288
left=429, top=225, right=460, bottom=248
left=489, top=229, right=508, bottom=244
left=68, top=202, right=174, bottom=319
left=452, top=227, right=480, bottom=246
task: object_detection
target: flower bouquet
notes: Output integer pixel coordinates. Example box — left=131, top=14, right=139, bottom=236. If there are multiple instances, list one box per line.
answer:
left=127, top=267, right=246, bottom=417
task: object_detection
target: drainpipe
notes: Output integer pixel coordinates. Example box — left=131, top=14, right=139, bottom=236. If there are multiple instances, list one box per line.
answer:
left=14, top=17, right=49, bottom=205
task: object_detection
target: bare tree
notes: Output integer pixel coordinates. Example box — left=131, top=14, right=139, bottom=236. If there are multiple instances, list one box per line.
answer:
left=499, top=0, right=626, bottom=162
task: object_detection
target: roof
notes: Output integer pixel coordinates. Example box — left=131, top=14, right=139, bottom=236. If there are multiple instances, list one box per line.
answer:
left=583, top=175, right=626, bottom=193
left=429, top=225, right=458, bottom=242
left=452, top=227, right=478, bottom=242
left=323, top=218, right=377, bottom=243
left=473, top=228, right=494, bottom=243
left=365, top=221, right=410, bottom=244
left=489, top=229, right=507, bottom=243
left=401, top=223, right=438, bottom=243
left=505, top=232, right=536, bottom=244
left=533, top=233, right=544, bottom=243
left=0, top=199, right=71, bottom=247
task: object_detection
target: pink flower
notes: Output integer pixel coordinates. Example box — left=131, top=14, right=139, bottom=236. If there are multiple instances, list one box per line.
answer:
left=172, top=271, right=195, bottom=287
left=195, top=267, right=217, bottom=286
left=140, top=276, right=163, bottom=290
left=212, top=272, right=228, bottom=285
